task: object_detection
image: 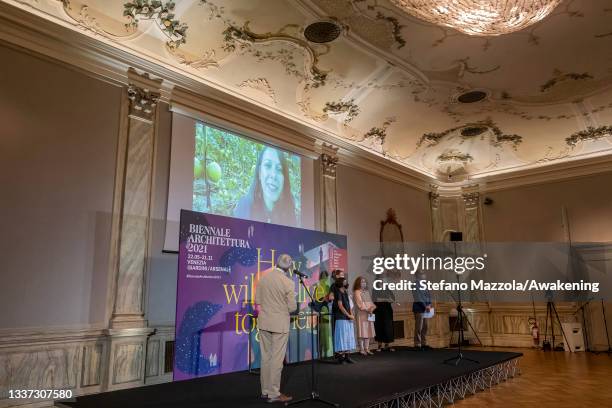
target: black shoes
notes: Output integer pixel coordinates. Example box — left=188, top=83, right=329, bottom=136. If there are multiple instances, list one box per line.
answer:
left=336, top=353, right=357, bottom=364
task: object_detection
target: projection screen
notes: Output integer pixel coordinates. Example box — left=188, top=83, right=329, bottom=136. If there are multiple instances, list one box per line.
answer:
left=164, top=112, right=315, bottom=251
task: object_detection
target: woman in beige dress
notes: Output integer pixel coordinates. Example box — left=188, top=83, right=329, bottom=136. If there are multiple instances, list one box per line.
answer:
left=353, top=276, right=376, bottom=355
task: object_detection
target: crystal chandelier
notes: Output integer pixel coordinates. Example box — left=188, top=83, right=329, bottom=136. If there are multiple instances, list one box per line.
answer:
left=389, top=0, right=561, bottom=36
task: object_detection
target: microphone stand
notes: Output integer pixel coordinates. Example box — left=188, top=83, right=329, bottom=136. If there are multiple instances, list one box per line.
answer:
left=247, top=311, right=259, bottom=374
left=601, top=299, right=612, bottom=355
left=575, top=298, right=594, bottom=353
left=288, top=274, right=339, bottom=407
left=444, top=240, right=479, bottom=365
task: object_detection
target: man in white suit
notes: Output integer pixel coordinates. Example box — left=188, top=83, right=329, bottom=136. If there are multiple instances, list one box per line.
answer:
left=255, top=253, right=297, bottom=403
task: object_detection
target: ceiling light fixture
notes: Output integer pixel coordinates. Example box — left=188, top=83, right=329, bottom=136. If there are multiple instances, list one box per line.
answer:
left=389, top=0, right=561, bottom=36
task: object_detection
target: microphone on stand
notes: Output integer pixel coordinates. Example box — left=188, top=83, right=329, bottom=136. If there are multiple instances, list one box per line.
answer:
left=292, top=269, right=308, bottom=279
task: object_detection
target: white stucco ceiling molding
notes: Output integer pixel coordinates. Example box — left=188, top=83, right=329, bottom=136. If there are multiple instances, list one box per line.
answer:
left=122, top=0, right=187, bottom=49
left=237, top=78, right=278, bottom=106
left=296, top=0, right=429, bottom=84
left=565, top=125, right=612, bottom=148
left=416, top=118, right=523, bottom=151
left=30, top=0, right=140, bottom=42
left=435, top=149, right=473, bottom=180
left=3, top=0, right=612, bottom=195
left=322, top=99, right=361, bottom=125
left=221, top=21, right=330, bottom=90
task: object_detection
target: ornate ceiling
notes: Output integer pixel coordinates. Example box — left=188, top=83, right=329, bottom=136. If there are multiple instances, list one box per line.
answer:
left=8, top=0, right=612, bottom=181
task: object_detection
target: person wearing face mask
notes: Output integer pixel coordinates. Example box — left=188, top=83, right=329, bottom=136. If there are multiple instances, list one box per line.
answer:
left=353, top=276, right=376, bottom=355
left=234, top=146, right=297, bottom=226
left=332, top=277, right=356, bottom=364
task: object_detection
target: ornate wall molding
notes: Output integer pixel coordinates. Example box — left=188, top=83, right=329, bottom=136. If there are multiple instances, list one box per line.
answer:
left=462, top=191, right=480, bottom=209
left=127, top=83, right=160, bottom=121
left=320, top=152, right=339, bottom=177
left=0, top=324, right=174, bottom=405
left=381, top=302, right=580, bottom=349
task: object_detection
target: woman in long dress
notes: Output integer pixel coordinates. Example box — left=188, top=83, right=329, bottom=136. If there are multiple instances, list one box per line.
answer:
left=313, top=270, right=333, bottom=358
left=353, top=277, right=376, bottom=355
left=332, top=277, right=356, bottom=363
left=372, top=282, right=396, bottom=352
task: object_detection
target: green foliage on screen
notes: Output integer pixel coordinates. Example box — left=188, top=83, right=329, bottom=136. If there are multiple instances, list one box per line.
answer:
left=193, top=122, right=302, bottom=224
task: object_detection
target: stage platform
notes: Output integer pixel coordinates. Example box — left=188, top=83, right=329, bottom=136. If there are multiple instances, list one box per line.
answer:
left=60, top=347, right=521, bottom=408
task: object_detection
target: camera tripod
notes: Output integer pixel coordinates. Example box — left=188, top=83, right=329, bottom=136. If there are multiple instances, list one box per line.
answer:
left=444, top=241, right=482, bottom=366
left=444, top=291, right=482, bottom=365
left=542, top=300, right=572, bottom=352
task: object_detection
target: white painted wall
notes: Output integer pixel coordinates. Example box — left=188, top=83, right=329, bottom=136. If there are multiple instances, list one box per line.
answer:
left=0, top=44, right=120, bottom=328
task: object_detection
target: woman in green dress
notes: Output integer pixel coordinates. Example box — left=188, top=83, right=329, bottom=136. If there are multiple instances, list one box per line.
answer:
left=313, top=270, right=333, bottom=358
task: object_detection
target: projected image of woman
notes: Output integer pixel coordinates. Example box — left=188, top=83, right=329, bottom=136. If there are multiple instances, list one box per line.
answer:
left=234, top=146, right=297, bottom=225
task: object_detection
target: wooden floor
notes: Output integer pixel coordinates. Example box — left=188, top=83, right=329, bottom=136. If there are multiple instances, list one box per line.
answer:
left=453, top=347, right=612, bottom=407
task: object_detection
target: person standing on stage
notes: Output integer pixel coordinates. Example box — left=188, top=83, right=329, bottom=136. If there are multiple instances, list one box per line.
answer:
left=413, top=270, right=432, bottom=350
left=329, top=269, right=344, bottom=360
left=330, top=269, right=345, bottom=296
left=313, top=270, right=333, bottom=357
left=353, top=276, right=376, bottom=355
left=372, top=275, right=397, bottom=352
left=332, top=277, right=356, bottom=363
left=255, top=254, right=297, bottom=403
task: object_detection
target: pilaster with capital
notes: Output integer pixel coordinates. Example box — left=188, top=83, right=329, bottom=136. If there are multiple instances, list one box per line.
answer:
left=319, top=144, right=339, bottom=233
left=429, top=185, right=443, bottom=242
left=105, top=68, right=161, bottom=390
left=461, top=186, right=483, bottom=242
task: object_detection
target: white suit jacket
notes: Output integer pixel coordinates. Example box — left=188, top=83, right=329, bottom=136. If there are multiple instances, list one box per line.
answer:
left=255, top=267, right=297, bottom=333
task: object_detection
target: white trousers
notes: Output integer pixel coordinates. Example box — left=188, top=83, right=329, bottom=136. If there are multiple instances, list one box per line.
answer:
left=259, top=330, right=289, bottom=398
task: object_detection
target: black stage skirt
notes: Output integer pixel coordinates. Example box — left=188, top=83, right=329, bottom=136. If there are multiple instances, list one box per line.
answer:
left=373, top=301, right=394, bottom=343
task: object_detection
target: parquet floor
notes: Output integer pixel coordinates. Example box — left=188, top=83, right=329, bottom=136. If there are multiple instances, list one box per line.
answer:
left=453, top=347, right=612, bottom=407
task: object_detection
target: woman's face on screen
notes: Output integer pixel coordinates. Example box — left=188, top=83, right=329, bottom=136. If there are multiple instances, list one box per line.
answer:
left=259, top=147, right=284, bottom=208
